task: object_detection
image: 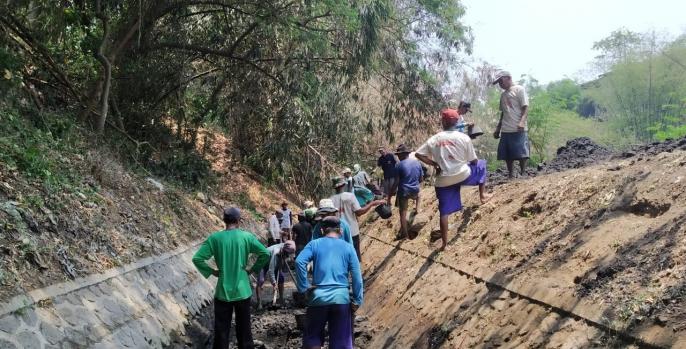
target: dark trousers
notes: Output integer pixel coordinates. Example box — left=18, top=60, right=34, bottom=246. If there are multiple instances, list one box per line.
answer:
left=214, top=297, right=253, bottom=349
left=352, top=235, right=361, bottom=262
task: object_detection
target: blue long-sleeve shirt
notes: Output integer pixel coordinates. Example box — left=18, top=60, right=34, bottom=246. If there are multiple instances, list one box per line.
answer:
left=311, top=218, right=354, bottom=245
left=295, top=236, right=363, bottom=306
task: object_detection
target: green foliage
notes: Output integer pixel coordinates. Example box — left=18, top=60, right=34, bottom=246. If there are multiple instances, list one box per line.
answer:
left=583, top=30, right=686, bottom=141
left=649, top=97, right=686, bottom=140
left=2, top=0, right=472, bottom=197
left=0, top=108, right=80, bottom=192
left=546, top=79, right=581, bottom=111
left=527, top=93, right=559, bottom=162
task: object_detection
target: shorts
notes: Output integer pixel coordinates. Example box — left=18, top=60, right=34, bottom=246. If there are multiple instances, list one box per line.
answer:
left=303, top=304, right=353, bottom=349
left=257, top=263, right=285, bottom=286
left=395, top=192, right=419, bottom=211
left=383, top=177, right=397, bottom=196
left=435, top=160, right=488, bottom=216
left=497, top=132, right=530, bottom=160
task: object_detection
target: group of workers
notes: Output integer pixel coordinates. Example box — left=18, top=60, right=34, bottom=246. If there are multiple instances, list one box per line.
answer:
left=192, top=70, right=530, bottom=348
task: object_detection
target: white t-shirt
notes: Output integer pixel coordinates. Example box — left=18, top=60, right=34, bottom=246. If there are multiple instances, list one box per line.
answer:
left=330, top=192, right=362, bottom=237
left=280, top=209, right=292, bottom=229
left=269, top=215, right=281, bottom=240
left=415, top=130, right=477, bottom=188
left=499, top=84, right=529, bottom=133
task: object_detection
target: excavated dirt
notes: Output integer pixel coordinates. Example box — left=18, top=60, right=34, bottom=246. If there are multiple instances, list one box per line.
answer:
left=488, top=136, right=686, bottom=186
left=166, top=282, right=373, bottom=349
left=357, top=145, right=686, bottom=348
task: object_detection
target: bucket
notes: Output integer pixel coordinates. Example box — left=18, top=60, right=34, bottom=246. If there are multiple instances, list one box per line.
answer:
left=295, top=313, right=307, bottom=331
left=375, top=203, right=392, bottom=219
left=468, top=124, right=484, bottom=139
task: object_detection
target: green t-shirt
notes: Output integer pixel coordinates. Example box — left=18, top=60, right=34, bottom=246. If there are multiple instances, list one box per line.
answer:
left=192, top=228, right=270, bottom=302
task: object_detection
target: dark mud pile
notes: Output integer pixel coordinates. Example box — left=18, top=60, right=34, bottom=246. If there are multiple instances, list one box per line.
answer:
left=615, top=136, right=686, bottom=159
left=546, top=137, right=612, bottom=171
left=166, top=284, right=373, bottom=349
left=489, top=136, right=686, bottom=186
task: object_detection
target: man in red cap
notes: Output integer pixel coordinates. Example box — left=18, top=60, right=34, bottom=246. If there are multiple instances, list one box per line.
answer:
left=415, top=109, right=492, bottom=250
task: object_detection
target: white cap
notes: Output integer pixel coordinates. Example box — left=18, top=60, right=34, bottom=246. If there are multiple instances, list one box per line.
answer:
left=492, top=70, right=511, bottom=84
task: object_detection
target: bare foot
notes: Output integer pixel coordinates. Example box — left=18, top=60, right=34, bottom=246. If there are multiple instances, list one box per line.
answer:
left=438, top=243, right=447, bottom=251
left=480, top=193, right=493, bottom=204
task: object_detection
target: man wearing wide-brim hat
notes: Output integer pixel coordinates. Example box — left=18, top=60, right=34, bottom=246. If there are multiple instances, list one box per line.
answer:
left=310, top=198, right=354, bottom=245
left=492, top=70, right=530, bottom=178
left=415, top=109, right=492, bottom=251
left=391, top=144, right=424, bottom=239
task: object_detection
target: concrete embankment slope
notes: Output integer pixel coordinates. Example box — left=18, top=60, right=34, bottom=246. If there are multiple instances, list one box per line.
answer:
left=0, top=240, right=215, bottom=349
left=359, top=150, right=686, bottom=348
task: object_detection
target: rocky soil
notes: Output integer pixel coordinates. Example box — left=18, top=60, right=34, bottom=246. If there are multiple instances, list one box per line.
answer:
left=166, top=282, right=373, bottom=349
left=358, top=136, right=686, bottom=348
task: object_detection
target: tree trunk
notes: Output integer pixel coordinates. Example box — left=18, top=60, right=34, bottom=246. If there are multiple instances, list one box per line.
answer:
left=94, top=0, right=112, bottom=134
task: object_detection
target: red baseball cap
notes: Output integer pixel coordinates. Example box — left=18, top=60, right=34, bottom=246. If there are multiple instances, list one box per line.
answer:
left=441, top=108, right=459, bottom=122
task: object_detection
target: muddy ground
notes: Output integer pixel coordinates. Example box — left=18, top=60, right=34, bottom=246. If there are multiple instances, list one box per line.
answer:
left=166, top=281, right=373, bottom=349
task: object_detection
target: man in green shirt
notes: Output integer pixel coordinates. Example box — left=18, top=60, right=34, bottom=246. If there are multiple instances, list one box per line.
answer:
left=193, top=207, right=270, bottom=349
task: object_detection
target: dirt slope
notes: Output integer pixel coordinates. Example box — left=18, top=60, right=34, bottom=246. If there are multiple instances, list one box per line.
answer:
left=359, top=148, right=686, bottom=348
left=0, top=122, right=293, bottom=302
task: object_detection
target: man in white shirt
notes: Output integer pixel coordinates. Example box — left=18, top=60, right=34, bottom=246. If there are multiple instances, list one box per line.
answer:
left=330, top=177, right=385, bottom=261
left=492, top=70, right=530, bottom=178
left=280, top=202, right=293, bottom=239
left=268, top=211, right=282, bottom=246
left=415, top=108, right=492, bottom=251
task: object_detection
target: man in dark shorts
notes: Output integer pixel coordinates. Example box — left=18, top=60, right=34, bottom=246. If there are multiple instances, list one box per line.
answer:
left=295, top=216, right=363, bottom=349
left=377, top=147, right=398, bottom=205
left=415, top=109, right=492, bottom=250
left=492, top=70, right=530, bottom=178
left=392, top=144, right=423, bottom=239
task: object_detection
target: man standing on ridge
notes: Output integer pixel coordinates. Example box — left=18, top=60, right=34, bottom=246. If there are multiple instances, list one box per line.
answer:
left=377, top=147, right=398, bottom=205
left=295, top=216, right=363, bottom=349
left=392, top=144, right=424, bottom=239
left=492, top=70, right=530, bottom=178
left=192, top=207, right=270, bottom=349
left=331, top=177, right=385, bottom=261
left=415, top=109, right=492, bottom=251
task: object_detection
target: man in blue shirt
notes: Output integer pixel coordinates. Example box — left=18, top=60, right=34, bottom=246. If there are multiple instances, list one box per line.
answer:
left=377, top=147, right=398, bottom=205
left=295, top=216, right=363, bottom=349
left=392, top=144, right=424, bottom=239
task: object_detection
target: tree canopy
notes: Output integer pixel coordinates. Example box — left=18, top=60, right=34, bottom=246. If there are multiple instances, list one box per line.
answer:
left=1, top=0, right=473, bottom=196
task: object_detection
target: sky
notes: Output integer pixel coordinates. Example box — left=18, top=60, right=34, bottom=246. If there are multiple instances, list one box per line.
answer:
left=461, top=0, right=686, bottom=84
